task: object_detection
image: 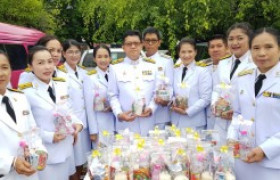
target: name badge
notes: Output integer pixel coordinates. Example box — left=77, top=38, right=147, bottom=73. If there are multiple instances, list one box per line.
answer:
left=272, top=92, right=280, bottom=99
left=263, top=91, right=272, bottom=97
left=60, top=95, right=69, bottom=100
left=22, top=110, right=30, bottom=115
left=142, top=70, right=152, bottom=75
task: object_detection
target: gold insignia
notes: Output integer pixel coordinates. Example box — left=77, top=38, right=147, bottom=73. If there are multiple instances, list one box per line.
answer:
left=174, top=63, right=181, bottom=68
left=7, top=88, right=23, bottom=94
left=219, top=54, right=231, bottom=61
left=142, top=70, right=152, bottom=75
left=22, top=110, right=30, bottom=115
left=87, top=69, right=97, bottom=75
left=196, top=58, right=213, bottom=67
left=60, top=95, right=69, bottom=100
left=159, top=54, right=172, bottom=59
left=18, top=82, right=33, bottom=90
left=111, top=58, right=124, bottom=65
left=263, top=91, right=272, bottom=97
left=77, top=64, right=86, bottom=69
left=238, top=69, right=254, bottom=76
left=24, top=66, right=32, bottom=72
left=52, top=77, right=66, bottom=82
left=143, top=57, right=156, bottom=64
left=57, top=64, right=67, bottom=73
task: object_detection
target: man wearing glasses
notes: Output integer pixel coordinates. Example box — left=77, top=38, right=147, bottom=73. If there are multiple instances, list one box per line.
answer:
left=108, top=30, right=158, bottom=136
left=142, top=27, right=174, bottom=129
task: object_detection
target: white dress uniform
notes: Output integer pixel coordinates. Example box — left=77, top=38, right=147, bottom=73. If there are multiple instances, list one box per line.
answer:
left=108, top=57, right=158, bottom=136
left=0, top=89, right=44, bottom=180
left=171, top=61, right=212, bottom=129
left=18, top=66, right=67, bottom=85
left=84, top=66, right=115, bottom=146
left=63, top=62, right=91, bottom=166
left=146, top=52, right=174, bottom=129
left=227, top=62, right=280, bottom=180
left=212, top=51, right=256, bottom=143
left=20, top=76, right=83, bottom=180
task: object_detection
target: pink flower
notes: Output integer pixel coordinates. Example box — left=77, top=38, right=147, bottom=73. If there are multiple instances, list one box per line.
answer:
left=19, top=140, right=27, bottom=148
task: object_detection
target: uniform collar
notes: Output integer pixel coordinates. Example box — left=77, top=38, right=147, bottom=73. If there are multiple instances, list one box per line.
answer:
left=0, top=89, right=11, bottom=103
left=65, top=62, right=78, bottom=74
left=147, top=51, right=159, bottom=59
left=181, top=60, right=195, bottom=70
left=124, top=56, right=140, bottom=65
left=33, top=76, right=53, bottom=91
left=256, top=62, right=280, bottom=79
left=232, top=50, right=250, bottom=63
left=96, top=66, right=108, bottom=76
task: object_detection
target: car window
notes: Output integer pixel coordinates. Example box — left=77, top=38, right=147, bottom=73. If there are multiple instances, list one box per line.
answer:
left=0, top=44, right=27, bottom=70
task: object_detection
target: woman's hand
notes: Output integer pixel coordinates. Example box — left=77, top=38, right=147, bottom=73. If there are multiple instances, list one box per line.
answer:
left=90, top=134, right=98, bottom=142
left=244, top=147, right=265, bottom=163
left=53, top=133, right=66, bottom=143
left=138, top=108, right=152, bottom=117
left=14, top=157, right=36, bottom=176
left=72, top=124, right=83, bottom=145
left=154, top=97, right=169, bottom=106
left=221, top=110, right=233, bottom=120
left=171, top=105, right=187, bottom=115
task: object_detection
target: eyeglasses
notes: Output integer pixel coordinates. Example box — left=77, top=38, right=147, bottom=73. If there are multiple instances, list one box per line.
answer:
left=144, top=39, right=159, bottom=45
left=124, top=42, right=141, bottom=47
left=48, top=48, right=63, bottom=54
left=66, top=50, right=81, bottom=56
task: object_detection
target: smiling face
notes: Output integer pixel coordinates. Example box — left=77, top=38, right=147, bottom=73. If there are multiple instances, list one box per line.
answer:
left=251, top=32, right=280, bottom=73
left=94, top=48, right=111, bottom=72
left=45, top=39, right=62, bottom=65
left=0, top=54, right=11, bottom=95
left=208, top=39, right=228, bottom=63
left=63, top=45, right=81, bottom=68
left=30, top=50, right=54, bottom=84
left=179, top=43, right=197, bottom=66
left=227, top=28, right=249, bottom=58
left=122, top=35, right=142, bottom=60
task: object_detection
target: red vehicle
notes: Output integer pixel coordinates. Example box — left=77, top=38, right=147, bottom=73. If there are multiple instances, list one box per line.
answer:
left=0, top=22, right=45, bottom=88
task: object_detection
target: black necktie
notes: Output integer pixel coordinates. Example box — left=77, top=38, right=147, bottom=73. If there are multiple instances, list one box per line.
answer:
left=105, top=74, right=108, bottom=82
left=230, top=59, right=241, bottom=80
left=2, top=96, right=16, bottom=123
left=181, top=67, right=187, bottom=82
left=75, top=71, right=79, bottom=78
left=48, top=86, right=56, bottom=103
left=255, top=74, right=266, bottom=97
left=52, top=71, right=57, bottom=77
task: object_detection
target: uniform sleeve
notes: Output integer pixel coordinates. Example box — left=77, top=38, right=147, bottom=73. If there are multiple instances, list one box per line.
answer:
left=211, top=63, right=222, bottom=105
left=186, top=68, right=212, bottom=117
left=83, top=76, right=98, bottom=135
left=0, top=155, right=14, bottom=175
left=259, top=132, right=280, bottom=160
left=107, top=66, right=123, bottom=116
left=165, top=59, right=174, bottom=99
left=147, top=66, right=159, bottom=113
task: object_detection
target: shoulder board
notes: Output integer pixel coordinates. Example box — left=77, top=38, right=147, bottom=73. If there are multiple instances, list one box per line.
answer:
left=52, top=77, right=66, bottom=82
left=24, top=66, right=32, bottom=72
left=111, top=58, right=124, bottom=65
left=196, top=60, right=212, bottom=67
left=57, top=65, right=67, bottom=73
left=18, top=82, right=33, bottom=90
left=238, top=68, right=255, bottom=76
left=77, top=64, right=86, bottom=69
left=143, top=57, right=156, bottom=64
left=219, top=54, right=231, bottom=61
left=159, top=54, right=172, bottom=59
left=174, top=63, right=181, bottom=68
left=87, top=69, right=97, bottom=75
left=7, top=88, right=23, bottom=94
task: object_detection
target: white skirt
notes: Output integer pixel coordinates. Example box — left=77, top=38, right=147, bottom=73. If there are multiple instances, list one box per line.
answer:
left=73, top=128, right=91, bottom=166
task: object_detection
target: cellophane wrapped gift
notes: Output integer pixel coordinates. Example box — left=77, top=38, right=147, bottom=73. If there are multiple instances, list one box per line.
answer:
left=18, top=127, right=48, bottom=171
left=201, top=130, right=220, bottom=147
left=150, top=151, right=172, bottom=180
left=88, top=149, right=109, bottom=180
left=94, top=92, right=109, bottom=111
left=213, top=146, right=236, bottom=180
left=132, top=98, right=146, bottom=116
left=214, top=83, right=234, bottom=118
left=174, top=95, right=188, bottom=110
left=53, top=105, right=75, bottom=135
left=169, top=146, right=190, bottom=180
left=99, top=130, right=115, bottom=148
left=149, top=126, right=167, bottom=140
left=156, top=75, right=171, bottom=101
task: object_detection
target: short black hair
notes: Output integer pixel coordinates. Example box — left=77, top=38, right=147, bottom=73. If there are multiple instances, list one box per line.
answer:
left=176, top=38, right=197, bottom=55
left=0, top=50, right=11, bottom=66
left=62, top=39, right=81, bottom=52
left=250, top=27, right=280, bottom=48
left=36, top=35, right=61, bottom=47
left=208, top=34, right=227, bottom=47
left=28, top=46, right=49, bottom=65
left=226, top=22, right=253, bottom=40
left=142, top=27, right=162, bottom=40
left=122, top=30, right=142, bottom=44
left=93, top=44, right=111, bottom=58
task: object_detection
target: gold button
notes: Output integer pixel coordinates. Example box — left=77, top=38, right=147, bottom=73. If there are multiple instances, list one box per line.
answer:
left=251, top=118, right=255, bottom=122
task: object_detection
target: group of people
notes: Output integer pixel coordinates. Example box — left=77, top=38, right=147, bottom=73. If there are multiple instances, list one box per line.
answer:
left=0, top=22, right=279, bottom=180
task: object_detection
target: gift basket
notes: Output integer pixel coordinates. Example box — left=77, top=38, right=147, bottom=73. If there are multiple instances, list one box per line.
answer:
left=156, top=75, right=171, bottom=101
left=173, top=95, right=188, bottom=110
left=94, top=90, right=110, bottom=112
left=53, top=105, right=75, bottom=135
left=18, top=127, right=48, bottom=171
left=132, top=98, right=146, bottom=116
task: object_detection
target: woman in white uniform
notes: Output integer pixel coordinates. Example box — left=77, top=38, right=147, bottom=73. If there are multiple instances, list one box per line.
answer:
left=0, top=51, right=46, bottom=180
left=19, top=46, right=83, bottom=180
left=171, top=38, right=212, bottom=130
left=61, top=39, right=91, bottom=180
left=228, top=27, right=280, bottom=180
left=84, top=45, right=115, bottom=147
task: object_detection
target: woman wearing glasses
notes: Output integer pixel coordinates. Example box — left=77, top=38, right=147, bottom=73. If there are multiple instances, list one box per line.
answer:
left=61, top=39, right=91, bottom=180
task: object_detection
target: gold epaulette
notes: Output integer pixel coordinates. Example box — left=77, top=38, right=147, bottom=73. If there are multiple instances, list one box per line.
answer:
left=238, top=68, right=254, bottom=76
left=87, top=69, right=97, bottom=75
left=220, top=54, right=231, bottom=61
left=174, top=63, right=181, bottom=68
left=8, top=88, right=23, bottom=93
left=18, top=82, right=32, bottom=90
left=159, top=54, right=172, bottom=59
left=24, top=66, right=32, bottom=72
left=57, top=64, right=67, bottom=73
left=196, top=59, right=213, bottom=67
left=78, top=64, right=86, bottom=69
left=143, top=57, right=156, bottom=64
left=52, top=77, right=66, bottom=82
left=111, top=58, right=124, bottom=65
